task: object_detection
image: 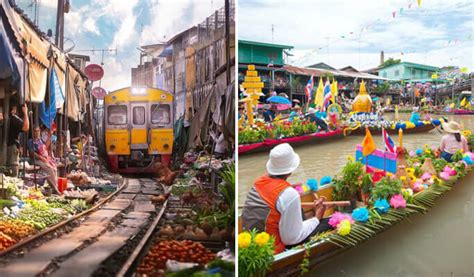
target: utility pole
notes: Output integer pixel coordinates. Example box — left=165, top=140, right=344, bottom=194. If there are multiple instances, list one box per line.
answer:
left=225, top=0, right=230, bottom=85
left=55, top=0, right=64, bottom=50
left=271, top=24, right=274, bottom=42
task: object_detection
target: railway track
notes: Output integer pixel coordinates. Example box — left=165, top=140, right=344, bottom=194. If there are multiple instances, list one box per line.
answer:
left=0, top=177, right=168, bottom=277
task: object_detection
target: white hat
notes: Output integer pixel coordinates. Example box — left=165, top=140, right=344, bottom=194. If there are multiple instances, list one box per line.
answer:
left=442, top=121, right=461, bottom=134
left=308, top=107, right=316, bottom=114
left=266, top=143, right=300, bottom=175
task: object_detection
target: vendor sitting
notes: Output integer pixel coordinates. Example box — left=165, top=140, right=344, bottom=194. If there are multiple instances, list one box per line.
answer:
left=29, top=126, right=58, bottom=192
left=409, top=107, right=421, bottom=123
left=305, top=107, right=329, bottom=132
left=440, top=121, right=468, bottom=162
left=241, top=143, right=330, bottom=254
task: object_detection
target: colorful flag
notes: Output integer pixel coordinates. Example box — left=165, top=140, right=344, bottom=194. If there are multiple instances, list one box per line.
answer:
left=382, top=128, right=396, bottom=153
left=331, top=79, right=338, bottom=98
left=323, top=80, right=332, bottom=111
left=305, top=75, right=314, bottom=101
left=362, top=127, right=376, bottom=156
left=314, top=78, right=324, bottom=108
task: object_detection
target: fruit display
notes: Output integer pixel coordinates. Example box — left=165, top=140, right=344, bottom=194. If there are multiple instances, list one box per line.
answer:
left=0, top=231, right=15, bottom=251
left=136, top=240, right=216, bottom=275
left=0, top=219, right=36, bottom=242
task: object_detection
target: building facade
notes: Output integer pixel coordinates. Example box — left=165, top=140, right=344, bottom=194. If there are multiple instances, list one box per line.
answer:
left=378, top=62, right=439, bottom=81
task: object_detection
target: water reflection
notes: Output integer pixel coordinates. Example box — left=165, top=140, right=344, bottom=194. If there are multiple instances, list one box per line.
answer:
left=238, top=114, right=474, bottom=276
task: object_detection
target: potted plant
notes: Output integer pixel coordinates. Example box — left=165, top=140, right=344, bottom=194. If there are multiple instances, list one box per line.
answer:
left=360, top=173, right=373, bottom=204
left=332, top=161, right=364, bottom=211
left=369, top=177, right=403, bottom=203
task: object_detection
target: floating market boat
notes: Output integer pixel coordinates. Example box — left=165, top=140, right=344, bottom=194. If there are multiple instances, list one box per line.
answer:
left=347, top=123, right=436, bottom=136
left=434, top=109, right=474, bottom=115
left=238, top=130, right=344, bottom=155
left=238, top=145, right=474, bottom=276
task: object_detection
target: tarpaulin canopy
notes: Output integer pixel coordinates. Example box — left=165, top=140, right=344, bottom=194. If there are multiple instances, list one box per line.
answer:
left=39, top=67, right=60, bottom=129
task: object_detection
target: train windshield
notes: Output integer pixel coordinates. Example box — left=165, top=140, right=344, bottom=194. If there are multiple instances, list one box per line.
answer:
left=108, top=105, right=127, bottom=125
left=133, top=106, right=146, bottom=125
left=150, top=104, right=171, bottom=125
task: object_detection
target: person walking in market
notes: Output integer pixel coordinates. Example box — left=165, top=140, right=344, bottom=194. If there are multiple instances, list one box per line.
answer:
left=241, top=143, right=331, bottom=254
left=7, top=103, right=29, bottom=177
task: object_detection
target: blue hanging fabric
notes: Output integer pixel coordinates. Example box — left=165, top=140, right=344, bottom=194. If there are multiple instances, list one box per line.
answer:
left=39, top=67, right=59, bottom=129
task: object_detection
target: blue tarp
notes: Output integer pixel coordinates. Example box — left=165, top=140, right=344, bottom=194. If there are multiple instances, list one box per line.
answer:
left=39, top=68, right=63, bottom=129
left=0, top=21, right=20, bottom=85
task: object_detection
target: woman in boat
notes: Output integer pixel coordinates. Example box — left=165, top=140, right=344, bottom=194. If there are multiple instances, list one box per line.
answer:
left=241, top=143, right=330, bottom=254
left=305, top=107, right=329, bottom=132
left=288, top=105, right=302, bottom=122
left=440, top=121, right=468, bottom=162
left=409, top=106, right=421, bottom=123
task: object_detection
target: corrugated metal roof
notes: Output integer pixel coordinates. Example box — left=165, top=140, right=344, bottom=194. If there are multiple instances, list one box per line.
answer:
left=283, top=65, right=388, bottom=80
left=238, top=40, right=294, bottom=49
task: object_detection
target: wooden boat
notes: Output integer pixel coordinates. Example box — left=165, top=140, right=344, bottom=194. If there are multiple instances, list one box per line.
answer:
left=434, top=110, right=474, bottom=115
left=238, top=130, right=344, bottom=155
left=347, top=123, right=436, bottom=136
left=238, top=167, right=473, bottom=276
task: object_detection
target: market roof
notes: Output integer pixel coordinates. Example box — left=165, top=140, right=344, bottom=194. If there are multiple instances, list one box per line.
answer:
left=339, top=66, right=359, bottom=72
left=283, top=64, right=389, bottom=80
left=307, top=62, right=337, bottom=71
left=238, top=40, right=294, bottom=49
left=380, top=61, right=439, bottom=71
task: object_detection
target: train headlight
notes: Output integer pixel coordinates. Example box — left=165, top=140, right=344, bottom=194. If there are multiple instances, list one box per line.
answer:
left=110, top=144, right=116, bottom=152
left=163, top=144, right=169, bottom=150
left=131, top=87, right=147, bottom=95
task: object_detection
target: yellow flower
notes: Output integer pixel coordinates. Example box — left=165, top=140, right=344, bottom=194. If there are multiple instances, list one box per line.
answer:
left=424, top=149, right=431, bottom=154
left=238, top=232, right=252, bottom=249
left=409, top=175, right=416, bottom=182
left=400, top=176, right=407, bottom=182
left=347, top=155, right=355, bottom=162
left=254, top=232, right=270, bottom=246
left=406, top=168, right=415, bottom=174
left=463, top=130, right=471, bottom=137
left=337, top=219, right=351, bottom=236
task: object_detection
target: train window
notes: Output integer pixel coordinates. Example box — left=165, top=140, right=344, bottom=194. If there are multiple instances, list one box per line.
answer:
left=133, top=106, right=145, bottom=125
left=108, top=105, right=127, bottom=125
left=151, top=104, right=171, bottom=124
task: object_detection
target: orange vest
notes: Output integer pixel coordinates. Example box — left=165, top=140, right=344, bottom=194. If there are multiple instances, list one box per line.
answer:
left=254, top=175, right=291, bottom=254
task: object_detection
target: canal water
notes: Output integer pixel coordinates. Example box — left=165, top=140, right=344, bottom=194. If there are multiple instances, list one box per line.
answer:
left=238, top=114, right=474, bottom=276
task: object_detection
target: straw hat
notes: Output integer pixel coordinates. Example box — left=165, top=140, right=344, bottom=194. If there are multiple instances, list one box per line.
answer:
left=266, top=143, right=300, bottom=175
left=442, top=121, right=461, bottom=134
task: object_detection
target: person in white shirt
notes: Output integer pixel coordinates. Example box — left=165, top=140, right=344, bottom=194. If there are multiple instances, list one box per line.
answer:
left=241, top=143, right=330, bottom=253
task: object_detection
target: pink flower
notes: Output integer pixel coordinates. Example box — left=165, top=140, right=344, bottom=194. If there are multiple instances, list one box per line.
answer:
left=431, top=145, right=437, bottom=152
left=412, top=182, right=423, bottom=192
left=294, top=185, right=304, bottom=194
left=421, top=172, right=432, bottom=180
left=390, top=194, right=407, bottom=209
left=439, top=171, right=451, bottom=180
left=409, top=150, right=416, bottom=157
left=443, top=166, right=456, bottom=176
left=328, top=212, right=354, bottom=228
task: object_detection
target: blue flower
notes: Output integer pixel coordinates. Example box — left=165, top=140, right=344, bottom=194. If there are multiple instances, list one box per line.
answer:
left=320, top=176, right=332, bottom=186
left=352, top=207, right=369, bottom=222
left=415, top=148, right=423, bottom=156
left=307, top=179, right=318, bottom=191
left=374, top=199, right=390, bottom=214
left=462, top=155, right=473, bottom=165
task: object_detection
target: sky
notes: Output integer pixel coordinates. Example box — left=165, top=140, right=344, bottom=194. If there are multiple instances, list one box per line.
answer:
left=239, top=0, right=474, bottom=71
left=15, top=0, right=225, bottom=91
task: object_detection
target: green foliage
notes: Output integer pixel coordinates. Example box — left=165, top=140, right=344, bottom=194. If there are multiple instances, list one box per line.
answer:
left=451, top=150, right=463, bottom=162
left=361, top=174, right=373, bottom=194
left=332, top=161, right=364, bottom=201
left=374, top=82, right=390, bottom=94
left=381, top=58, right=401, bottom=68
left=370, top=177, right=402, bottom=202
left=219, top=163, right=235, bottom=227
left=300, top=243, right=311, bottom=274
left=432, top=158, right=448, bottom=172
left=238, top=129, right=270, bottom=144
left=238, top=229, right=275, bottom=277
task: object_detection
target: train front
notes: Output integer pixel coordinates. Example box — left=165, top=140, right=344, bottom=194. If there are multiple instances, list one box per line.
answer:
left=104, top=87, right=174, bottom=173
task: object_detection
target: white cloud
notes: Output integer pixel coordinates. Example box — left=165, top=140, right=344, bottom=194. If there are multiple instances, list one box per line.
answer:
left=239, top=0, right=473, bottom=70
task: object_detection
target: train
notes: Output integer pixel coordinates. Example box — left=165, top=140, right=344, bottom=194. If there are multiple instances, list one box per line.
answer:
left=103, top=87, right=174, bottom=173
